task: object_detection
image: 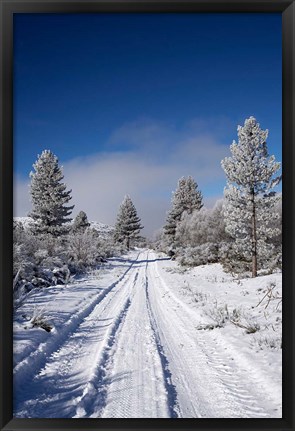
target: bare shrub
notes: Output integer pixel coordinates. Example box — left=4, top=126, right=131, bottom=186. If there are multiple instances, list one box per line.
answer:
left=252, top=335, right=282, bottom=350
left=29, top=307, right=53, bottom=332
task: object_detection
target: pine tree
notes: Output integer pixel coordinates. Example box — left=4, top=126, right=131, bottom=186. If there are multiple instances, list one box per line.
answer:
left=72, top=210, right=90, bottom=232
left=173, top=176, right=203, bottom=217
left=29, top=150, right=74, bottom=236
left=221, top=117, right=281, bottom=277
left=163, top=207, right=179, bottom=245
left=114, top=195, right=143, bottom=250
left=163, top=176, right=203, bottom=249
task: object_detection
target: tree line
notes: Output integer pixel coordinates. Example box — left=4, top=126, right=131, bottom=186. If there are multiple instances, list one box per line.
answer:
left=158, top=116, right=281, bottom=278
left=27, top=149, right=143, bottom=248
left=14, top=115, right=281, bottom=304
left=13, top=151, right=144, bottom=303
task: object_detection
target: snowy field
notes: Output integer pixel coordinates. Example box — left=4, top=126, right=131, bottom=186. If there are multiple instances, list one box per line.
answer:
left=13, top=249, right=282, bottom=418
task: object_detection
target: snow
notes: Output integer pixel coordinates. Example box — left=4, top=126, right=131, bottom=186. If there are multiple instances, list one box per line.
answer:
left=15, top=216, right=114, bottom=238
left=89, top=220, right=114, bottom=238
left=14, top=217, right=36, bottom=230
left=13, top=249, right=282, bottom=418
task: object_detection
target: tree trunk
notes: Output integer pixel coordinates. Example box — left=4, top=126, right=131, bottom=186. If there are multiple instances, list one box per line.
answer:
left=126, top=236, right=130, bottom=251
left=250, top=190, right=257, bottom=277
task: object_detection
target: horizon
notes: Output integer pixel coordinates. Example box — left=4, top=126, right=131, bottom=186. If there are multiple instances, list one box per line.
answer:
left=14, top=13, right=282, bottom=237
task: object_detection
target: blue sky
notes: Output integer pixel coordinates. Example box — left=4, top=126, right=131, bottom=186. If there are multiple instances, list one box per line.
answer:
left=14, top=13, right=282, bottom=235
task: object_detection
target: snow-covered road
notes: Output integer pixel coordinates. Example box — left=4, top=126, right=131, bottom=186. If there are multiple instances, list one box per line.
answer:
left=13, top=249, right=281, bottom=418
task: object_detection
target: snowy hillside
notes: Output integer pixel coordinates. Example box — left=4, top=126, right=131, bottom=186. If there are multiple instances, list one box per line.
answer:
left=89, top=220, right=114, bottom=238
left=14, top=216, right=114, bottom=238
left=13, top=249, right=281, bottom=418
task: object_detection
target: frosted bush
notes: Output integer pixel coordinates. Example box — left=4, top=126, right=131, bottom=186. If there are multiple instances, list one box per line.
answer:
left=203, top=303, right=261, bottom=334
left=13, top=214, right=121, bottom=307
left=206, top=303, right=230, bottom=327
left=29, top=306, right=53, bottom=332
left=177, top=243, right=218, bottom=267
left=252, top=335, right=282, bottom=350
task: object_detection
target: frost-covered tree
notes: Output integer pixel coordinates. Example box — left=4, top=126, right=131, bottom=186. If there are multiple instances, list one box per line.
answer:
left=13, top=220, right=25, bottom=244
left=221, top=117, right=281, bottom=277
left=174, top=200, right=231, bottom=266
left=173, top=176, right=203, bottom=217
left=176, top=200, right=228, bottom=248
left=72, top=210, right=90, bottom=232
left=268, top=193, right=282, bottom=251
left=163, top=176, right=203, bottom=249
left=114, top=195, right=143, bottom=250
left=29, top=150, right=74, bottom=236
left=162, top=207, right=179, bottom=249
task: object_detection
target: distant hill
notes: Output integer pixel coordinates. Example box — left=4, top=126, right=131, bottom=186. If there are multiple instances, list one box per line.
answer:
left=88, top=220, right=114, bottom=239
left=14, top=217, right=114, bottom=239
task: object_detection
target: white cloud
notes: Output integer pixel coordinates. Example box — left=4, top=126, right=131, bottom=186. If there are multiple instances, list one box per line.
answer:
left=13, top=175, right=31, bottom=217
left=14, top=117, right=230, bottom=237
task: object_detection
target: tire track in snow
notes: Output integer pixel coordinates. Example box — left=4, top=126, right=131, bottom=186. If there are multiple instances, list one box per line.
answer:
left=14, top=253, right=142, bottom=417
left=146, top=256, right=210, bottom=417
left=148, top=251, right=280, bottom=418
left=73, top=292, right=134, bottom=417
left=194, top=331, right=281, bottom=417
left=158, top=258, right=281, bottom=417
left=99, top=251, right=171, bottom=418
left=14, top=253, right=140, bottom=385
left=147, top=254, right=244, bottom=417
left=144, top=258, right=180, bottom=418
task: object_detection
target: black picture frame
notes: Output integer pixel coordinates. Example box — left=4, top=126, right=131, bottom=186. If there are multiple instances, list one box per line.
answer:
left=0, top=1, right=294, bottom=430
